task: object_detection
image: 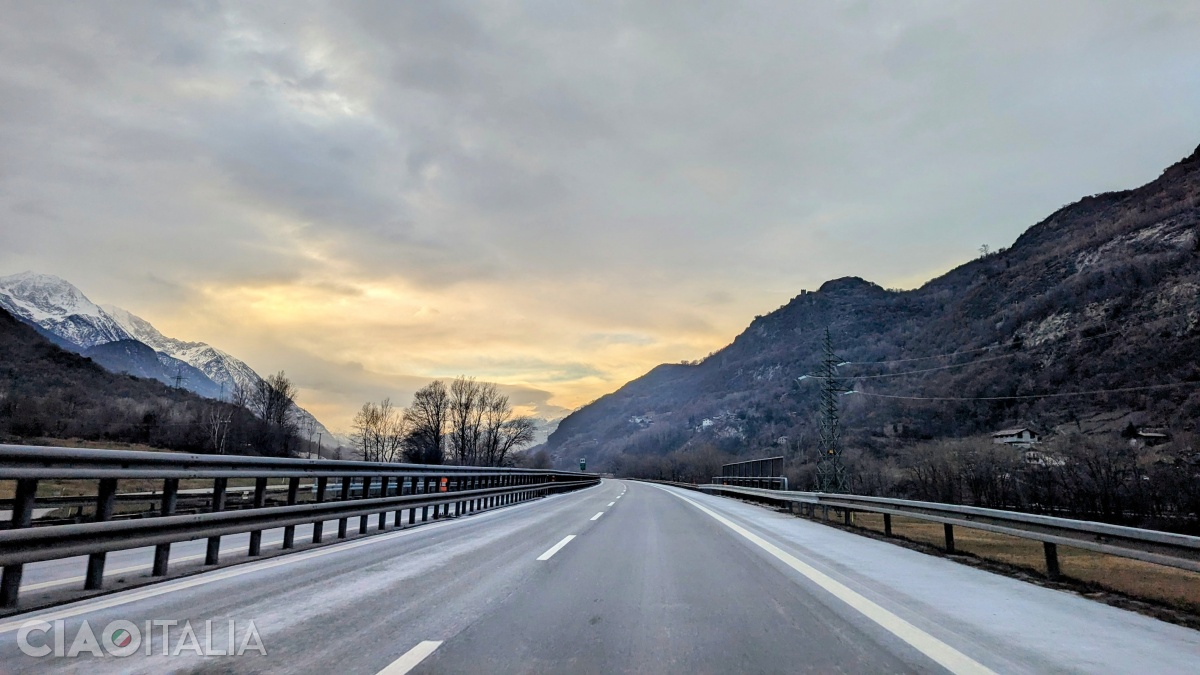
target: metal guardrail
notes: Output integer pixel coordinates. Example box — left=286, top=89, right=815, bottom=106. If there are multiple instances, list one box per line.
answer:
left=689, top=483, right=1200, bottom=578
left=710, top=476, right=788, bottom=490
left=0, top=446, right=599, bottom=608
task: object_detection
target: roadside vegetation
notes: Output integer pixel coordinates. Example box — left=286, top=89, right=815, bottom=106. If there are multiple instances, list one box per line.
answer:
left=352, top=377, right=536, bottom=467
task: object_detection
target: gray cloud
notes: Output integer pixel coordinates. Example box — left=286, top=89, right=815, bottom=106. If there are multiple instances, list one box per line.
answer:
left=2, top=0, right=1199, bottom=431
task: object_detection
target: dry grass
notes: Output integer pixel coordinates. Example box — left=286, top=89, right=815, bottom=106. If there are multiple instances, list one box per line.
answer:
left=829, top=511, right=1200, bottom=615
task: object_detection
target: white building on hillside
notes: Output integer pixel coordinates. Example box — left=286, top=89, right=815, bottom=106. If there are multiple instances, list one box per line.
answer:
left=992, top=427, right=1040, bottom=448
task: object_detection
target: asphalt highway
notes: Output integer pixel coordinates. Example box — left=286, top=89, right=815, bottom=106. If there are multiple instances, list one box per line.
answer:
left=1, top=479, right=1198, bottom=674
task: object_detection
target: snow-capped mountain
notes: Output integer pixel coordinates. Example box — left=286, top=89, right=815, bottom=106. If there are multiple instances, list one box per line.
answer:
left=0, top=271, right=339, bottom=444
left=101, top=303, right=261, bottom=398
left=83, top=339, right=225, bottom=399
left=101, top=303, right=338, bottom=443
left=0, top=272, right=133, bottom=349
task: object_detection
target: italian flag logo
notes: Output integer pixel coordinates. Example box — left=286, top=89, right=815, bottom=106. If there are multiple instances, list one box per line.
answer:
left=111, top=628, right=132, bottom=649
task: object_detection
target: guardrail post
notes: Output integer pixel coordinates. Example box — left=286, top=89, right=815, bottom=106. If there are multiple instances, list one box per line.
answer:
left=84, top=478, right=118, bottom=589
left=378, top=477, right=390, bottom=530
left=338, top=477, right=352, bottom=538
left=204, top=477, right=227, bottom=565
left=422, top=477, right=431, bottom=522
left=843, top=509, right=852, bottom=526
left=358, top=476, right=373, bottom=534
left=248, top=477, right=268, bottom=556
left=943, top=523, right=955, bottom=554
left=393, top=477, right=405, bottom=527
left=313, top=477, right=328, bottom=543
left=409, top=478, right=417, bottom=525
left=283, top=477, right=300, bottom=548
left=1, top=478, right=37, bottom=607
left=1044, top=542, right=1061, bottom=579
left=883, top=513, right=892, bottom=537
left=152, top=478, right=179, bottom=575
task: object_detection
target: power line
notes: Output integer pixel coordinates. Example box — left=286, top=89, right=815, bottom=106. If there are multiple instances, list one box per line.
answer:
left=800, top=352, right=1019, bottom=381
left=848, top=380, right=1200, bottom=402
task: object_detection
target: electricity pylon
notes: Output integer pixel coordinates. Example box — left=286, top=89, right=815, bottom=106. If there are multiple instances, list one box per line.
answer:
left=815, top=328, right=849, bottom=493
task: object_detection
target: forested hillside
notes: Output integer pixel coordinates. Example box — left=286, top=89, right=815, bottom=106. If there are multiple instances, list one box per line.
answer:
left=0, top=306, right=304, bottom=456
left=548, top=143, right=1200, bottom=477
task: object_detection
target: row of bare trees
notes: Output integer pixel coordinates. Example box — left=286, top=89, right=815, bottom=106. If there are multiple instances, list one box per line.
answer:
left=352, top=377, right=536, bottom=466
left=893, top=435, right=1200, bottom=533
left=608, top=432, right=1200, bottom=533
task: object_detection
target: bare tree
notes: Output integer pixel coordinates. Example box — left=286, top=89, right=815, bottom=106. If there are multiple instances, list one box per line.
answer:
left=448, top=377, right=484, bottom=465
left=204, top=404, right=233, bottom=454
left=403, top=380, right=449, bottom=464
left=352, top=398, right=407, bottom=463
left=478, top=385, right=536, bottom=466
left=493, top=417, right=536, bottom=466
left=246, top=371, right=299, bottom=456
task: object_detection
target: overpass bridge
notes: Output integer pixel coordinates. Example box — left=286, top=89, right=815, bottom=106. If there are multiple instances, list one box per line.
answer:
left=0, top=447, right=1198, bottom=673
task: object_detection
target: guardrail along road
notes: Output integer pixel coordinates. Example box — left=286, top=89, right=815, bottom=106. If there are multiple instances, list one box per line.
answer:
left=0, top=454, right=1198, bottom=673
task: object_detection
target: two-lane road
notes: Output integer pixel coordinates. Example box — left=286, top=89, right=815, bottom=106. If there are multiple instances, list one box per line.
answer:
left=1, top=480, right=1198, bottom=673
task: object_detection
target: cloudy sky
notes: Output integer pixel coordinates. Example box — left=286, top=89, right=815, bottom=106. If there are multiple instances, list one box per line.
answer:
left=2, top=1, right=1199, bottom=433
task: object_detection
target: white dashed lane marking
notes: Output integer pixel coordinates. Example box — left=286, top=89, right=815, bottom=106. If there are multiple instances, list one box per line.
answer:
left=536, top=535, right=576, bottom=561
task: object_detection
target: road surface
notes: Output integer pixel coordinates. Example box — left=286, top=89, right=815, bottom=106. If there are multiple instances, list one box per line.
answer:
left=1, top=479, right=1197, bottom=673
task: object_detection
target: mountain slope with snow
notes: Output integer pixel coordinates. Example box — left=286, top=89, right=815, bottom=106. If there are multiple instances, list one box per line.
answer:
left=102, top=303, right=261, bottom=398
left=0, top=272, right=340, bottom=443
left=83, top=340, right=225, bottom=399
left=0, top=272, right=133, bottom=349
left=101, top=304, right=336, bottom=442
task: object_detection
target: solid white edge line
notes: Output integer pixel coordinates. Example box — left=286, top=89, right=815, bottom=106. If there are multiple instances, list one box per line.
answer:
left=23, top=525, right=317, bottom=592
left=536, top=535, right=576, bottom=561
left=376, top=640, right=443, bottom=674
left=0, top=483, right=603, bottom=635
left=22, top=542, right=258, bottom=592
left=590, top=512, right=604, bottom=521
left=648, top=485, right=995, bottom=675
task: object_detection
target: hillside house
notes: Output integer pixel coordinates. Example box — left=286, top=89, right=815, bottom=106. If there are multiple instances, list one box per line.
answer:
left=992, top=427, right=1040, bottom=448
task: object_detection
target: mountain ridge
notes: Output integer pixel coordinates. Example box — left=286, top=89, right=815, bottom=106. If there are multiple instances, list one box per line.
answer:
left=547, top=142, right=1200, bottom=472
